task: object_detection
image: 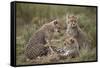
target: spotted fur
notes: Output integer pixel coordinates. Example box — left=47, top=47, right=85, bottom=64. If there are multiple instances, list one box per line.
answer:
left=25, top=20, right=61, bottom=60
left=66, top=15, right=91, bottom=50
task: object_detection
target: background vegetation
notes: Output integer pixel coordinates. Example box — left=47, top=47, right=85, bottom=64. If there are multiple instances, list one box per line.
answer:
left=16, top=3, right=97, bottom=65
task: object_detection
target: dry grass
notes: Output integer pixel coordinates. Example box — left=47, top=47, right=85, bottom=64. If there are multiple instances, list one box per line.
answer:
left=16, top=3, right=97, bottom=65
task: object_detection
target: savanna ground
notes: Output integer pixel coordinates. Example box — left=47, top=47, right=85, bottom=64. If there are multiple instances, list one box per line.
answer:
left=16, top=3, right=97, bottom=65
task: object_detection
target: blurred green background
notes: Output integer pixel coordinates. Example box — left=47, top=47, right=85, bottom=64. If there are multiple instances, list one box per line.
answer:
left=16, top=3, right=97, bottom=65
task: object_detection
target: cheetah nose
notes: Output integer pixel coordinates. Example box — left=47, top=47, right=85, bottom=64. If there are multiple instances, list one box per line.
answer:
left=73, top=23, right=75, bottom=25
left=72, top=24, right=76, bottom=28
left=57, top=30, right=60, bottom=33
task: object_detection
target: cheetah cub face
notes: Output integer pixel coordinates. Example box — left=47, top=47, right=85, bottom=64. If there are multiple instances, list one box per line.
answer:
left=63, top=36, right=79, bottom=49
left=53, top=20, right=61, bottom=33
left=67, top=15, right=78, bottom=29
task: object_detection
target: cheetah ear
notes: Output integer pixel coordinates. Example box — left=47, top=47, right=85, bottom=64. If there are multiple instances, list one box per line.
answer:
left=70, top=39, right=74, bottom=43
left=54, top=20, right=58, bottom=25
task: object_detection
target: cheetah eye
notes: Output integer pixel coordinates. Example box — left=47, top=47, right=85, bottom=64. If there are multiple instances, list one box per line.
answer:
left=74, top=20, right=77, bottom=23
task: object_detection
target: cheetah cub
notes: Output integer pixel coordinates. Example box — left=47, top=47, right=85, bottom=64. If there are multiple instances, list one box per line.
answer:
left=59, top=36, right=80, bottom=58
left=25, top=20, right=61, bottom=60
left=66, top=15, right=91, bottom=50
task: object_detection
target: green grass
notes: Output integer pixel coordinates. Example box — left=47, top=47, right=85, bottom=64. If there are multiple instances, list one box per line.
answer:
left=16, top=3, right=97, bottom=65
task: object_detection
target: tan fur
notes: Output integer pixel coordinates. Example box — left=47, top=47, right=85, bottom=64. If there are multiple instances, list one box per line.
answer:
left=61, top=36, right=79, bottom=58
left=45, top=36, right=80, bottom=59
left=25, top=20, right=61, bottom=60
left=66, top=15, right=91, bottom=50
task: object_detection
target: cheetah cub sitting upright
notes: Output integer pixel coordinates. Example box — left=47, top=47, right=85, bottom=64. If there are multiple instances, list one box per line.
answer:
left=66, top=15, right=91, bottom=51
left=25, top=19, right=61, bottom=60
